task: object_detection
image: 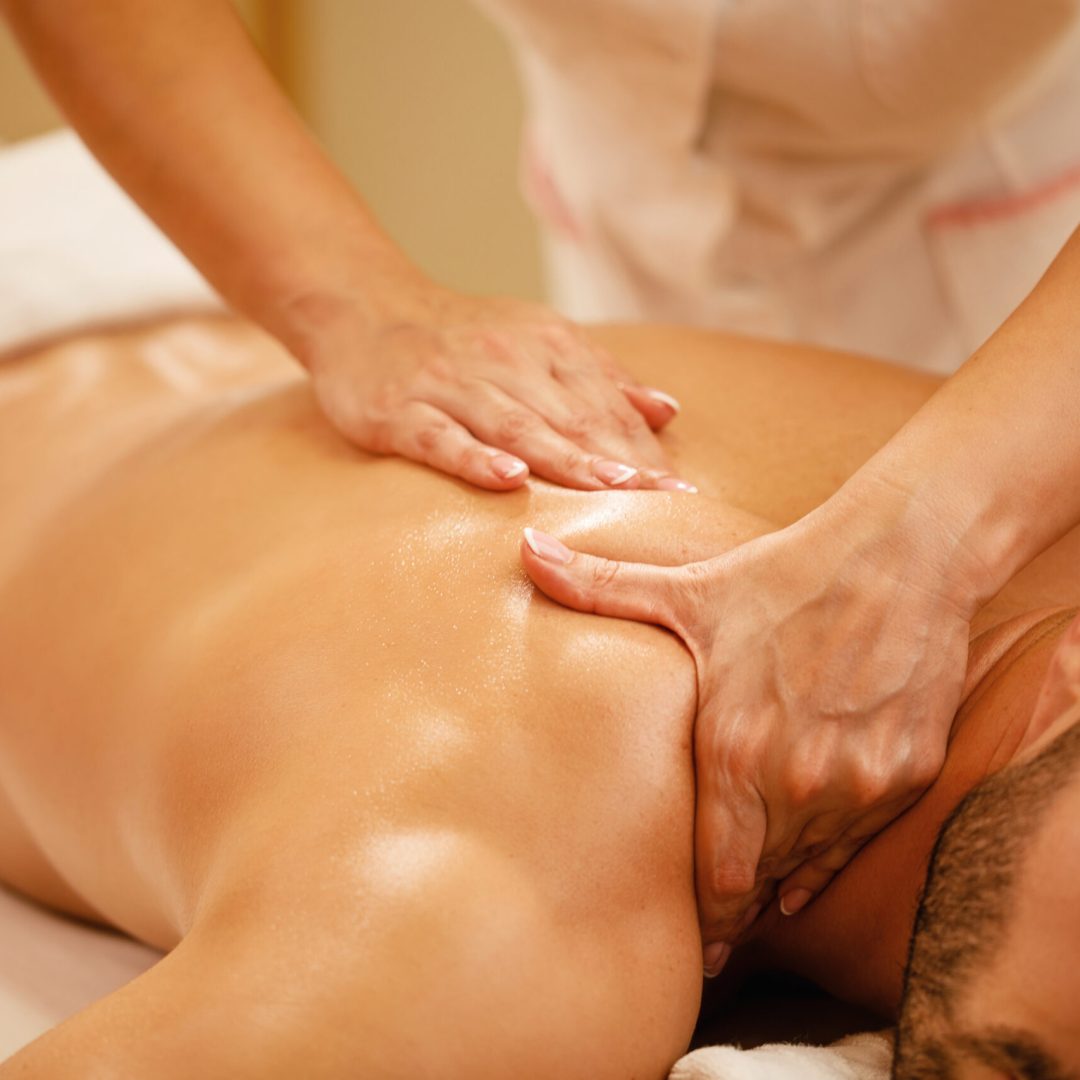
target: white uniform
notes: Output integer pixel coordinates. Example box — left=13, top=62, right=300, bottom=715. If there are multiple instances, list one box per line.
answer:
left=477, top=0, right=1080, bottom=372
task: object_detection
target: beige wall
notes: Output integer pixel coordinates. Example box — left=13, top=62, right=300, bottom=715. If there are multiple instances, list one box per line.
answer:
left=280, top=1, right=541, bottom=299
left=0, top=1, right=541, bottom=299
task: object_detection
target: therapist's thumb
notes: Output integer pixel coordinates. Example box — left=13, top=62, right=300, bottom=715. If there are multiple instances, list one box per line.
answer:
left=520, top=528, right=686, bottom=632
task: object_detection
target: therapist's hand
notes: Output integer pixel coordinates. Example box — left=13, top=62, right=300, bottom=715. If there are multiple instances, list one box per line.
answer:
left=519, top=484, right=979, bottom=973
left=1, top=0, right=681, bottom=494
left=301, top=281, right=684, bottom=491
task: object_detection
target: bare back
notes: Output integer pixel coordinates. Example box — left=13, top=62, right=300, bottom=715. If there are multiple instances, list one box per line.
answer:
left=2, top=316, right=1078, bottom=1078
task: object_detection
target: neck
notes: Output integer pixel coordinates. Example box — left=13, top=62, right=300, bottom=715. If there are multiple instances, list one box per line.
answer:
left=743, top=607, right=1077, bottom=1017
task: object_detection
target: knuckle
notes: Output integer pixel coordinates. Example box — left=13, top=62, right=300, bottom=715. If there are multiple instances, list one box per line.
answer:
left=607, top=405, right=646, bottom=439
left=849, top=762, right=891, bottom=808
left=349, top=401, right=393, bottom=452
left=809, top=843, right=840, bottom=871
left=541, top=322, right=577, bottom=352
left=419, top=354, right=457, bottom=384
left=560, top=411, right=594, bottom=443
left=364, top=424, right=394, bottom=456
left=706, top=858, right=757, bottom=902
left=819, top=840, right=860, bottom=875
left=590, top=345, right=621, bottom=378
left=754, top=853, right=779, bottom=880
left=414, top=418, right=451, bottom=455
left=477, top=329, right=515, bottom=363
left=783, top=756, right=829, bottom=808
left=798, top=838, right=832, bottom=862
left=358, top=421, right=388, bottom=455
left=771, top=853, right=804, bottom=881
left=330, top=402, right=367, bottom=442
left=558, top=448, right=589, bottom=477
left=806, top=845, right=843, bottom=875
left=457, top=443, right=487, bottom=475
left=590, top=558, right=622, bottom=591
left=318, top=379, right=370, bottom=433
left=908, top=746, right=946, bottom=789
left=494, top=410, right=537, bottom=445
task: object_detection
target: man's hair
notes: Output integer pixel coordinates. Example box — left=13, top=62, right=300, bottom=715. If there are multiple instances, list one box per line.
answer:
left=892, top=718, right=1080, bottom=1079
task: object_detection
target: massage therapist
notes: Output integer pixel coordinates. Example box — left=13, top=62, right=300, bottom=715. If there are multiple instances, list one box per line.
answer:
left=5, top=0, right=1080, bottom=975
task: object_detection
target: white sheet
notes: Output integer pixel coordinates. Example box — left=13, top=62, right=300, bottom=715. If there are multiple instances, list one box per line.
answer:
left=0, top=129, right=894, bottom=1078
left=0, top=886, right=158, bottom=1060
left=0, top=129, right=221, bottom=358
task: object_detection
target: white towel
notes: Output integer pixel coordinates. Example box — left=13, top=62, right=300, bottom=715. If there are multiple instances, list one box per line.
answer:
left=670, top=1031, right=894, bottom=1080
left=0, top=128, right=221, bottom=358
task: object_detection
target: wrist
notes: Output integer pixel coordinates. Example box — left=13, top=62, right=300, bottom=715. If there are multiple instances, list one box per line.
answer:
left=270, top=254, right=434, bottom=373
left=258, top=230, right=436, bottom=371
left=803, top=469, right=1005, bottom=621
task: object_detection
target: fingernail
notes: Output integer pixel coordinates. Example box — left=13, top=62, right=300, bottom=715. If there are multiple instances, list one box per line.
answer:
left=491, top=453, right=527, bottom=480
left=702, top=942, right=731, bottom=979
left=594, top=460, right=638, bottom=487
left=779, top=888, right=813, bottom=917
left=657, top=477, right=698, bottom=493
left=523, top=527, right=572, bottom=565
left=644, top=388, right=681, bottom=413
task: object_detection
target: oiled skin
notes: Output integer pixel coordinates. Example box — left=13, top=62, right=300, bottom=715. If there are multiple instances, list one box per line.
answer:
left=0, top=316, right=1077, bottom=1078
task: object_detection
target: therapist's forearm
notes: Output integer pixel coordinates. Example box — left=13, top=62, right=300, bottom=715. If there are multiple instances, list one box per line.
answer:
left=0, top=0, right=418, bottom=359
left=832, top=223, right=1080, bottom=611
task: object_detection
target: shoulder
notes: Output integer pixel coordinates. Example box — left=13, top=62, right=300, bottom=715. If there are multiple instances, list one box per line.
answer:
left=196, top=818, right=702, bottom=1080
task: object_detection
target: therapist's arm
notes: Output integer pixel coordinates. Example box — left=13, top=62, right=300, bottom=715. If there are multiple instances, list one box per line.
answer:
left=0, top=0, right=682, bottom=491
left=521, top=222, right=1080, bottom=969
left=851, top=221, right=1080, bottom=611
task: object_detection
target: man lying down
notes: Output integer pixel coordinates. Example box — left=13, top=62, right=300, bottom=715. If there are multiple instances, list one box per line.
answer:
left=0, top=313, right=1077, bottom=1079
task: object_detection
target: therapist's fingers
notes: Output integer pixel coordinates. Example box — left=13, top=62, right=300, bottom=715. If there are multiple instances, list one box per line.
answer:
left=773, top=838, right=870, bottom=918
left=541, top=328, right=679, bottom=438
left=599, top=354, right=682, bottom=431
left=421, top=378, right=652, bottom=491
left=545, top=354, right=677, bottom=464
left=692, top=685, right=774, bottom=960
left=520, top=532, right=696, bottom=633
left=581, top=341, right=681, bottom=432
left=773, top=797, right=914, bottom=916
left=696, top=768, right=768, bottom=974
left=621, top=381, right=683, bottom=431
left=386, top=401, right=531, bottom=490
left=496, top=367, right=673, bottom=475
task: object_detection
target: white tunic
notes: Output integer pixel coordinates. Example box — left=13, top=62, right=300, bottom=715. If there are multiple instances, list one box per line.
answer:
left=477, top=0, right=1080, bottom=372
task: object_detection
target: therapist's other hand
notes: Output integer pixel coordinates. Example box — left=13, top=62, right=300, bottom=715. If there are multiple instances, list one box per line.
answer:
left=519, top=488, right=977, bottom=972
left=300, top=281, right=682, bottom=491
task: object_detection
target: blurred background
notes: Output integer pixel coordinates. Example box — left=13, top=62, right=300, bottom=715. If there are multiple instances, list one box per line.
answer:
left=0, top=0, right=544, bottom=300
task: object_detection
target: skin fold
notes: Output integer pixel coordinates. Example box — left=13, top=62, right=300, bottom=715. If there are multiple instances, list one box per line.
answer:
left=0, top=316, right=1077, bottom=1078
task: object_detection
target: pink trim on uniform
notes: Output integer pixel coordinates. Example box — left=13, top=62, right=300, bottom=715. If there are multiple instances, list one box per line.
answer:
left=928, top=163, right=1080, bottom=228
left=520, top=130, right=585, bottom=243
